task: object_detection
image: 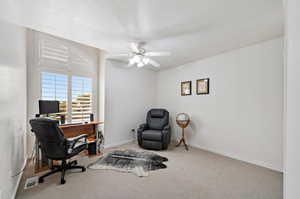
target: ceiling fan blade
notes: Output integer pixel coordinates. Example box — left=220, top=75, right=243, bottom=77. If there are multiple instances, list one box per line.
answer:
left=130, top=42, right=140, bottom=53
left=108, top=53, right=131, bottom=58
left=145, top=51, right=171, bottom=57
left=148, top=58, right=160, bottom=67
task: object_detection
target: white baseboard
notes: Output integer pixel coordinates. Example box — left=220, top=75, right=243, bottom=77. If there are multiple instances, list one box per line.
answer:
left=190, top=143, right=283, bottom=172
left=104, top=139, right=134, bottom=149
left=11, top=159, right=27, bottom=199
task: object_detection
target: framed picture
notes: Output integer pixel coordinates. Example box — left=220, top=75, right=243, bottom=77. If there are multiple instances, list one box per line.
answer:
left=181, top=81, right=192, bottom=96
left=196, top=78, right=209, bottom=95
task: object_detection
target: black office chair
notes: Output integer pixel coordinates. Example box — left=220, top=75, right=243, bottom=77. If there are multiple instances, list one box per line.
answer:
left=137, top=109, right=171, bottom=150
left=29, top=118, right=88, bottom=184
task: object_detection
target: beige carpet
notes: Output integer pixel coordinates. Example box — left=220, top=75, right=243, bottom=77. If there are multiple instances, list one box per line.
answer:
left=16, top=143, right=283, bottom=199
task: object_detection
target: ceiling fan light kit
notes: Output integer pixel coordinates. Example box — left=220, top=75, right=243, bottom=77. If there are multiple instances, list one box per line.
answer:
left=112, top=42, right=171, bottom=68
left=130, top=55, right=151, bottom=67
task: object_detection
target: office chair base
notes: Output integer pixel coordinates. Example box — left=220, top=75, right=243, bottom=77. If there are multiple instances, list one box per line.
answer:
left=39, top=160, right=85, bottom=184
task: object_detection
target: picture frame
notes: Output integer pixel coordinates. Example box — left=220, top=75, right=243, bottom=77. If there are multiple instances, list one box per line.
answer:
left=196, top=78, right=209, bottom=95
left=181, top=81, right=192, bottom=96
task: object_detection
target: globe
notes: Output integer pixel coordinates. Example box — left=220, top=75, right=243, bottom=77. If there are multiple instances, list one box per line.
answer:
left=176, top=113, right=190, bottom=128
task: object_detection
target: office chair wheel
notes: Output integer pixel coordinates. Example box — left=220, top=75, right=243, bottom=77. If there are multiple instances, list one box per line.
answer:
left=38, top=178, right=44, bottom=183
left=61, top=179, right=66, bottom=184
left=82, top=167, right=86, bottom=172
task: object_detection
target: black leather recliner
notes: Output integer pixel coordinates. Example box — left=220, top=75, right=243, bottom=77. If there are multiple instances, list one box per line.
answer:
left=137, top=109, right=171, bottom=150
left=29, top=118, right=88, bottom=184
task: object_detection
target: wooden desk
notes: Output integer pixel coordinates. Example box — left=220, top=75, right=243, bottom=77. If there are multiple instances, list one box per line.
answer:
left=35, top=121, right=104, bottom=173
left=60, top=121, right=103, bottom=141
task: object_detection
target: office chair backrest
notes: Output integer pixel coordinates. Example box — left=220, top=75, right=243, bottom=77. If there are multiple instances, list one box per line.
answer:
left=146, top=109, right=169, bottom=130
left=30, top=118, right=67, bottom=159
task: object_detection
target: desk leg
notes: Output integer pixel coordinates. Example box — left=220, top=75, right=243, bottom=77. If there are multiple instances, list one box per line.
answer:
left=95, top=124, right=99, bottom=153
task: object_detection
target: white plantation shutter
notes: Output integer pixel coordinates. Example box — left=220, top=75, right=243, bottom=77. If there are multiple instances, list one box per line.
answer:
left=35, top=31, right=98, bottom=122
left=38, top=34, right=69, bottom=70
left=37, top=33, right=96, bottom=73
left=70, top=48, right=93, bottom=67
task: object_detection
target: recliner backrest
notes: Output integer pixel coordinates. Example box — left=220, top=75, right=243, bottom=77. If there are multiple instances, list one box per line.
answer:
left=29, top=118, right=67, bottom=159
left=146, top=109, right=169, bottom=130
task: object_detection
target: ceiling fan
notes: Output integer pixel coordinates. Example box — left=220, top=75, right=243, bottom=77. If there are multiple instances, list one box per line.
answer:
left=110, top=42, right=171, bottom=68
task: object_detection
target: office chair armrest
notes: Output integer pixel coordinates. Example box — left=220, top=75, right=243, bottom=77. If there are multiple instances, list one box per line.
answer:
left=68, top=134, right=88, bottom=142
left=67, top=134, right=88, bottom=153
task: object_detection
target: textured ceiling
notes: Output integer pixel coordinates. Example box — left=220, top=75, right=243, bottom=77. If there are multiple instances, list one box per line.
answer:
left=0, top=0, right=284, bottom=69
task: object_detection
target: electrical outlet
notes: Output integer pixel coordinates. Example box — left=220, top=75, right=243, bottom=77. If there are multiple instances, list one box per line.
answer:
left=131, top=129, right=135, bottom=132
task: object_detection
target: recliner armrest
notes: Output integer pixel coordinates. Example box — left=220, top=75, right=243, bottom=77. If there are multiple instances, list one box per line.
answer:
left=138, top=123, right=149, bottom=132
left=137, top=123, right=148, bottom=146
left=162, top=124, right=171, bottom=149
left=162, top=125, right=170, bottom=133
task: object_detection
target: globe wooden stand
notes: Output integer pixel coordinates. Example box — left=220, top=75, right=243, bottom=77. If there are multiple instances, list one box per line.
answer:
left=176, top=127, right=189, bottom=150
left=175, top=113, right=190, bottom=151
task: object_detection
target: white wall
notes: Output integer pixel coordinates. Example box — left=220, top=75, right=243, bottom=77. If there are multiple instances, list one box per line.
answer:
left=285, top=0, right=300, bottom=198
left=156, top=38, right=284, bottom=171
left=0, top=21, right=27, bottom=199
left=104, top=61, right=156, bottom=147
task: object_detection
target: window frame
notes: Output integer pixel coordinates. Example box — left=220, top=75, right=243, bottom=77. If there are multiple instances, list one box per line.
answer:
left=40, top=69, right=97, bottom=123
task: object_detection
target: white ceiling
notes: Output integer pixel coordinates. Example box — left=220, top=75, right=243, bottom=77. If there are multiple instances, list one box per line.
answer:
left=0, top=0, right=283, bottom=69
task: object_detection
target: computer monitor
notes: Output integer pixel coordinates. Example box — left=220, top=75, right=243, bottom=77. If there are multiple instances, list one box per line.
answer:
left=39, top=100, right=59, bottom=115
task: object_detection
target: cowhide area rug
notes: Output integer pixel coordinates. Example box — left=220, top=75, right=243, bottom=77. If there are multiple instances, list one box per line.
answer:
left=88, top=149, right=168, bottom=177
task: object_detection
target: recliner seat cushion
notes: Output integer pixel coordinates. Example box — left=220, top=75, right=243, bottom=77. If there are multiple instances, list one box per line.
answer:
left=142, top=130, right=162, bottom=141
left=142, top=140, right=163, bottom=150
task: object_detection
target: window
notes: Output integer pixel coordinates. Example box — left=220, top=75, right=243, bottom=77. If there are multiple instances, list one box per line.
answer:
left=41, top=72, right=93, bottom=122
left=72, top=76, right=92, bottom=122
